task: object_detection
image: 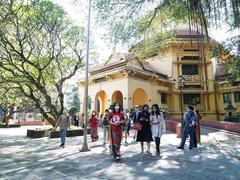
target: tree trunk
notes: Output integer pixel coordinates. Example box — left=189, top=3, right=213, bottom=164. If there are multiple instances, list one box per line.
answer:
left=46, top=117, right=56, bottom=127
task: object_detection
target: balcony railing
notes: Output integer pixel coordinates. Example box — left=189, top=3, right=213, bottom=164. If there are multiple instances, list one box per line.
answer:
left=182, top=75, right=201, bottom=81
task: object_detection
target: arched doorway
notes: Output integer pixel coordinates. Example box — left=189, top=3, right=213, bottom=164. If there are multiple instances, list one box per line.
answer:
left=95, top=91, right=107, bottom=114
left=112, top=91, right=123, bottom=106
left=96, top=98, right=101, bottom=113
left=133, top=88, right=148, bottom=107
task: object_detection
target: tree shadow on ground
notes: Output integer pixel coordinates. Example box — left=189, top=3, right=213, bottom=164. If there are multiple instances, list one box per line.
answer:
left=1, top=128, right=240, bottom=180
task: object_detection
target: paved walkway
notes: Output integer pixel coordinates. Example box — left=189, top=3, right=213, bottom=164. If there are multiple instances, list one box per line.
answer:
left=0, top=126, right=239, bottom=180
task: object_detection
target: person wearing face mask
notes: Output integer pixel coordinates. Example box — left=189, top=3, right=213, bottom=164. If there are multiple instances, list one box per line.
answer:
left=131, top=105, right=140, bottom=140
left=150, top=104, right=166, bottom=156
left=136, top=104, right=153, bottom=154
left=122, top=109, right=130, bottom=144
left=89, top=110, right=99, bottom=142
left=102, top=109, right=110, bottom=145
left=109, top=102, right=125, bottom=160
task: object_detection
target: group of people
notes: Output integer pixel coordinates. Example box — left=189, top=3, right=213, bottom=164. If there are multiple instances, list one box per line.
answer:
left=86, top=102, right=167, bottom=160
left=55, top=103, right=201, bottom=160
left=71, top=113, right=84, bottom=128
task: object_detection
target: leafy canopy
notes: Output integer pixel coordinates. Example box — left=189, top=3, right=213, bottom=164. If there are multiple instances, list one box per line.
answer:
left=0, top=0, right=85, bottom=126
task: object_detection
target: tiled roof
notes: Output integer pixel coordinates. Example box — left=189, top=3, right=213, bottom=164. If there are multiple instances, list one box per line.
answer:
left=89, top=54, right=168, bottom=79
left=215, top=63, right=230, bottom=80
left=173, top=29, right=204, bottom=36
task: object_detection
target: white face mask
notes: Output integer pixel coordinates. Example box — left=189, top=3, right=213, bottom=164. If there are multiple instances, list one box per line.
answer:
left=152, top=108, right=156, bottom=112
left=92, top=113, right=96, bottom=116
left=115, top=106, right=120, bottom=111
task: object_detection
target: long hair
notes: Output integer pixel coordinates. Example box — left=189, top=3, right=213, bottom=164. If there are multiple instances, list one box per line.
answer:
left=142, top=104, right=150, bottom=115
left=151, top=104, right=160, bottom=116
left=112, top=102, right=122, bottom=113
left=195, top=110, right=201, bottom=119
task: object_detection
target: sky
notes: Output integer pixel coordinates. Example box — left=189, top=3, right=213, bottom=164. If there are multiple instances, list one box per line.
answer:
left=52, top=0, right=235, bottom=62
left=52, top=0, right=238, bottom=106
left=52, top=0, right=116, bottom=64
left=52, top=0, right=236, bottom=86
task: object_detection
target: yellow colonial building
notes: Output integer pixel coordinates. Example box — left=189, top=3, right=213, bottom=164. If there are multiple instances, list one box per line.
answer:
left=214, top=63, right=240, bottom=120
left=78, top=29, right=240, bottom=121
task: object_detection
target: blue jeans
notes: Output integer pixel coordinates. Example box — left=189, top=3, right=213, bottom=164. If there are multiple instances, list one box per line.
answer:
left=180, top=126, right=195, bottom=147
left=60, top=128, right=67, bottom=145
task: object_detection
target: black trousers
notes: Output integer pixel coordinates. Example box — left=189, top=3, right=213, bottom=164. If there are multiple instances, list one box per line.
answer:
left=154, top=137, right=160, bottom=154
left=193, top=129, right=197, bottom=147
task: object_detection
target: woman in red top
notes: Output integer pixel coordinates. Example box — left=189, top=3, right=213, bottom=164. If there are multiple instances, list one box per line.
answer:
left=89, top=110, right=99, bottom=142
left=194, top=110, right=201, bottom=146
left=109, top=102, right=125, bottom=160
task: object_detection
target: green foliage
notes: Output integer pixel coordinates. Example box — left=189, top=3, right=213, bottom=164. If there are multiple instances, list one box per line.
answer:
left=69, top=106, right=79, bottom=117
left=227, top=55, right=240, bottom=81
left=93, top=0, right=199, bottom=42
left=130, top=32, right=175, bottom=58
left=212, top=35, right=240, bottom=80
left=94, top=0, right=240, bottom=54
left=70, top=94, right=80, bottom=110
left=0, top=0, right=84, bottom=126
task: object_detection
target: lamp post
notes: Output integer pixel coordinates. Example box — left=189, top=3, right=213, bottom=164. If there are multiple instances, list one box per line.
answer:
left=80, top=0, right=91, bottom=152
left=172, top=75, right=186, bottom=130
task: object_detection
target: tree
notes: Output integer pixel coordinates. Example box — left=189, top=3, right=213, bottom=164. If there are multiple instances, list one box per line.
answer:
left=0, top=85, right=33, bottom=113
left=94, top=0, right=239, bottom=40
left=0, top=0, right=84, bottom=126
left=94, top=0, right=240, bottom=79
left=69, top=106, right=79, bottom=117
left=212, top=35, right=240, bottom=81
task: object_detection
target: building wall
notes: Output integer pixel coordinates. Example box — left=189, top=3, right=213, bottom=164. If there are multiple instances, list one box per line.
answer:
left=162, top=43, right=217, bottom=120
left=78, top=42, right=235, bottom=121
left=79, top=75, right=170, bottom=114
left=215, top=84, right=240, bottom=121
left=79, top=76, right=129, bottom=114
left=145, top=47, right=174, bottom=78
left=127, top=77, right=169, bottom=109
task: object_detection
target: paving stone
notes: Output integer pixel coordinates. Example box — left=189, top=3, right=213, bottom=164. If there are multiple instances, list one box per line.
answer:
left=0, top=126, right=239, bottom=180
left=41, top=172, right=68, bottom=180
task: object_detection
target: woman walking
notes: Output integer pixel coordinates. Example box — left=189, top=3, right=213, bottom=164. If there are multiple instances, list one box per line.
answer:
left=150, top=104, right=166, bottom=156
left=136, top=104, right=153, bottom=154
left=73, top=114, right=80, bottom=127
left=194, top=110, right=201, bottom=147
left=109, top=102, right=125, bottom=160
left=122, top=109, right=130, bottom=144
left=102, top=109, right=110, bottom=145
left=89, top=110, right=99, bottom=142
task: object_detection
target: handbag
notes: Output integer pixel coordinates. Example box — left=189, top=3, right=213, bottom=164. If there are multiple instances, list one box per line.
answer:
left=133, top=122, right=142, bottom=131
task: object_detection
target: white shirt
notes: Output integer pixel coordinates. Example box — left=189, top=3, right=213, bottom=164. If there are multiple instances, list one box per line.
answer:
left=150, top=112, right=166, bottom=138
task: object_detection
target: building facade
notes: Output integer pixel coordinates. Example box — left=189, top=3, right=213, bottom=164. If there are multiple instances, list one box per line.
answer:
left=214, top=63, right=240, bottom=120
left=78, top=29, right=239, bottom=121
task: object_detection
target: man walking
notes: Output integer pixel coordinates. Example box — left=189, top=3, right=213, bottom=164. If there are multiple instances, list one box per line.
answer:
left=55, top=110, right=70, bottom=148
left=177, top=105, right=196, bottom=150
